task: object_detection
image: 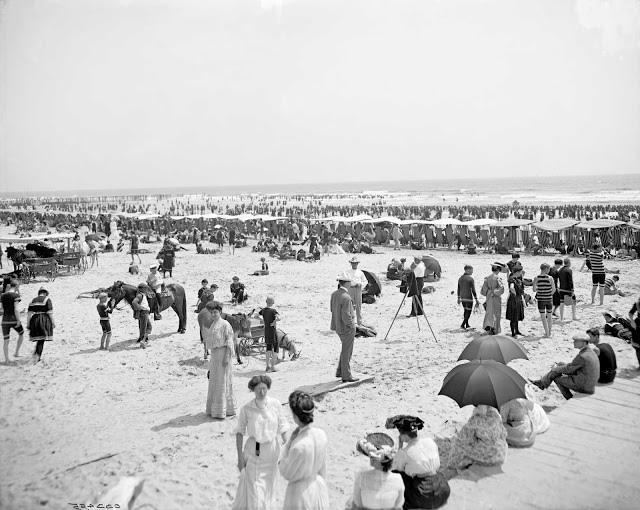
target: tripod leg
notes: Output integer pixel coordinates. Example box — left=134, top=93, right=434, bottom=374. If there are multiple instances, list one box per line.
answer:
left=414, top=296, right=438, bottom=343
left=413, top=297, right=421, bottom=331
left=383, top=290, right=408, bottom=341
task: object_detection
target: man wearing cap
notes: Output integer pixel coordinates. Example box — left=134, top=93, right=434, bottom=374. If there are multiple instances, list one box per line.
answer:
left=586, top=327, right=616, bottom=383
left=346, top=256, right=368, bottom=325
left=230, top=276, right=247, bottom=304
left=529, top=334, right=600, bottom=399
left=330, top=272, right=358, bottom=382
left=146, top=264, right=163, bottom=320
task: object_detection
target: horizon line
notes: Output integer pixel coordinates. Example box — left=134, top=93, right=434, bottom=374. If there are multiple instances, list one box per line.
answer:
left=0, top=171, right=637, bottom=198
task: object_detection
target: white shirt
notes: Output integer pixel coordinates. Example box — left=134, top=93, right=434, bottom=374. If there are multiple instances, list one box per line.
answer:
left=413, top=261, right=426, bottom=278
left=392, top=436, right=440, bottom=476
left=233, top=397, right=289, bottom=443
left=346, top=268, right=368, bottom=287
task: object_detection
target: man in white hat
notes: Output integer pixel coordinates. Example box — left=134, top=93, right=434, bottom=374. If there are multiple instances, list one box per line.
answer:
left=346, top=256, right=368, bottom=325
left=146, top=264, right=163, bottom=319
left=330, top=272, right=358, bottom=382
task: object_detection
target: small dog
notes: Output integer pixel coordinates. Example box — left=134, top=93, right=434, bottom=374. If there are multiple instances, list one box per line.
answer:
left=276, top=329, right=300, bottom=360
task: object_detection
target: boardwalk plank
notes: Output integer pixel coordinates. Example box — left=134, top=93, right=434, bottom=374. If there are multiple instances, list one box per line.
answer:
left=446, top=377, right=640, bottom=509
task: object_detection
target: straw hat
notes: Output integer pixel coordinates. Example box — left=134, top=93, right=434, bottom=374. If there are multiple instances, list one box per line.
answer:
left=336, top=272, right=352, bottom=282
left=349, top=256, right=360, bottom=264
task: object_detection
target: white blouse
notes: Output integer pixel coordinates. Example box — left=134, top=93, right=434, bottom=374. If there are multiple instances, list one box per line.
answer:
left=233, top=397, right=289, bottom=444
left=391, top=436, right=440, bottom=477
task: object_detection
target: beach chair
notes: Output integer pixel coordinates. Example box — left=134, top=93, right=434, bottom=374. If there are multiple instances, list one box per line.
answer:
left=469, top=231, right=480, bottom=246
left=435, top=229, right=445, bottom=248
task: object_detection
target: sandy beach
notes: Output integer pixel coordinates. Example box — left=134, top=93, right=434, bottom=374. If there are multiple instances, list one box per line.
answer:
left=1, top=230, right=638, bottom=509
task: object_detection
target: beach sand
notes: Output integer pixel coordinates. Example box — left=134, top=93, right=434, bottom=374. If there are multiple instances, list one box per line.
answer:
left=1, top=234, right=638, bottom=509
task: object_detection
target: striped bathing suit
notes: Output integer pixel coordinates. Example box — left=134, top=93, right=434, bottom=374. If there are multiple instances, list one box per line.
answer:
left=590, top=250, right=606, bottom=285
left=535, top=274, right=554, bottom=312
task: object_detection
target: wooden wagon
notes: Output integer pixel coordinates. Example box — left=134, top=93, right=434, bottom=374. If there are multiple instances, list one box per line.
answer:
left=22, top=257, right=58, bottom=283
left=237, top=318, right=266, bottom=358
left=55, top=252, right=87, bottom=274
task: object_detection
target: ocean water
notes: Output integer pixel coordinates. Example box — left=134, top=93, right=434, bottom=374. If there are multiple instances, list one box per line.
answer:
left=1, top=173, right=639, bottom=204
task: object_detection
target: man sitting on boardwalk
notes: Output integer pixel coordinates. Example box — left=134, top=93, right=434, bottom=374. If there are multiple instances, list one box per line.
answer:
left=529, top=334, right=600, bottom=399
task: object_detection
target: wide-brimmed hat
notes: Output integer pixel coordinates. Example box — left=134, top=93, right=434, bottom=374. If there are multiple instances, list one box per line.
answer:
left=336, top=272, right=352, bottom=282
left=349, top=256, right=360, bottom=264
left=38, top=287, right=49, bottom=295
left=98, top=292, right=108, bottom=299
left=385, top=414, right=424, bottom=433
left=356, top=432, right=395, bottom=458
left=232, top=276, right=239, bottom=281
left=149, top=264, right=158, bottom=269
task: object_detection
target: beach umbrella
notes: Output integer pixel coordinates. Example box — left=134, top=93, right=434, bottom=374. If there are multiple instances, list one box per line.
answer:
left=421, top=255, right=442, bottom=278
left=85, top=233, right=101, bottom=242
left=457, top=335, right=528, bottom=364
left=438, top=360, right=527, bottom=410
left=362, top=270, right=381, bottom=297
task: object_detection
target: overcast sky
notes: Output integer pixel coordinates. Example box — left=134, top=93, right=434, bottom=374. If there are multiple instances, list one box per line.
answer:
left=1, top=0, right=639, bottom=193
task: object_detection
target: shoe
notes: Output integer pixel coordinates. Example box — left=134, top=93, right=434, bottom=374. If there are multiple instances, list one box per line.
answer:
left=528, top=378, right=544, bottom=390
left=335, top=373, right=341, bottom=378
left=406, top=314, right=416, bottom=318
left=342, top=377, right=360, bottom=383
left=270, top=366, right=278, bottom=372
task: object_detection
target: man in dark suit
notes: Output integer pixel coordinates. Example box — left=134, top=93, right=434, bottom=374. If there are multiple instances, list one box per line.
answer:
left=330, top=272, right=358, bottom=383
left=587, top=327, right=617, bottom=383
left=530, top=334, right=600, bottom=399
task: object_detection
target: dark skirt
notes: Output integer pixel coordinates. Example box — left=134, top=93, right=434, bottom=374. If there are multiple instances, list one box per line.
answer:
left=29, top=313, right=54, bottom=342
left=399, top=471, right=450, bottom=510
left=506, top=295, right=524, bottom=321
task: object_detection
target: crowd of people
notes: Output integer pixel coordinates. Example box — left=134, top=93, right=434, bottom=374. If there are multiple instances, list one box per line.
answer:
left=2, top=194, right=640, bottom=509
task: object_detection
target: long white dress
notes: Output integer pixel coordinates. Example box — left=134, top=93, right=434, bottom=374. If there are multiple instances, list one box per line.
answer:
left=279, top=426, right=330, bottom=510
left=232, top=397, right=289, bottom=510
left=204, top=319, right=237, bottom=418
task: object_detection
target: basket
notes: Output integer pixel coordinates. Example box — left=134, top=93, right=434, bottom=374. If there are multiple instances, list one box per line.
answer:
left=356, top=432, right=394, bottom=456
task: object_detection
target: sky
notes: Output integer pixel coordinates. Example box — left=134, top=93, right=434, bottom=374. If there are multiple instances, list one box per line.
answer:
left=0, top=0, right=639, bottom=193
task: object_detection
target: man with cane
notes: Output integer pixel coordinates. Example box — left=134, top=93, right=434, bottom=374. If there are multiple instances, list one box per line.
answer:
left=330, top=272, right=358, bottom=383
left=407, top=255, right=426, bottom=317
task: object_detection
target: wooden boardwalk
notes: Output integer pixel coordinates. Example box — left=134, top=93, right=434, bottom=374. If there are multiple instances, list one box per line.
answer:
left=446, top=375, right=640, bottom=510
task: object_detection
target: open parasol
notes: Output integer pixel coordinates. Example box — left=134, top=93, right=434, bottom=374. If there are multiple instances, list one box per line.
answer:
left=438, top=360, right=527, bottom=409
left=362, top=270, right=381, bottom=297
left=457, top=335, right=528, bottom=364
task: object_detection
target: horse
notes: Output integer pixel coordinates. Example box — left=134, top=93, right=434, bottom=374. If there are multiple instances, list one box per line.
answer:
left=106, top=281, right=187, bottom=334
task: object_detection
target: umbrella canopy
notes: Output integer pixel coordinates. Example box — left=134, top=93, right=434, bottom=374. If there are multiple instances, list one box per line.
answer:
left=85, top=233, right=102, bottom=242
left=457, top=335, right=528, bottom=364
left=438, top=360, right=527, bottom=409
left=362, top=269, right=381, bottom=297
left=421, top=255, right=442, bottom=278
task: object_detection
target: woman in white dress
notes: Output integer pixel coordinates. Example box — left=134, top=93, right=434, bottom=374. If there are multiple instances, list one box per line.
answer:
left=347, top=448, right=404, bottom=510
left=203, top=301, right=237, bottom=418
left=279, top=390, right=330, bottom=510
left=232, top=375, right=289, bottom=510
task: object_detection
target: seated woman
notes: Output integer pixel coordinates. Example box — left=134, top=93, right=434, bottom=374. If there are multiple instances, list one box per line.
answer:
left=385, top=415, right=450, bottom=510
left=467, top=243, right=477, bottom=255
left=230, top=276, right=247, bottom=304
left=347, top=438, right=404, bottom=510
left=447, top=405, right=508, bottom=471
left=386, top=260, right=403, bottom=281
left=252, top=257, right=269, bottom=275
left=499, top=399, right=536, bottom=447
